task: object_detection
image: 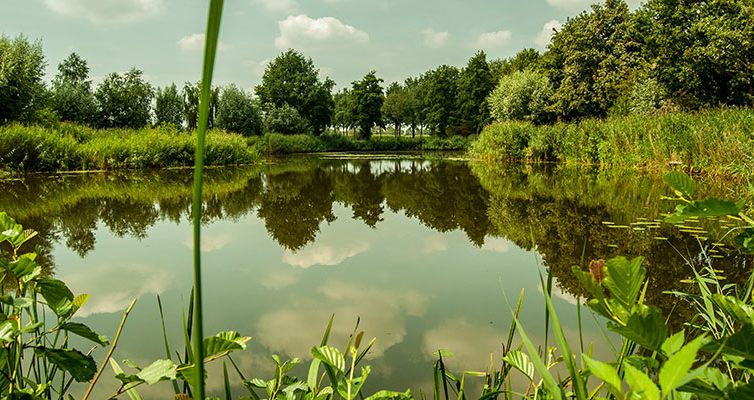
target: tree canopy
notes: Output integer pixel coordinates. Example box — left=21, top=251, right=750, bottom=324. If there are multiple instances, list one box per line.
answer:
left=255, top=49, right=334, bottom=135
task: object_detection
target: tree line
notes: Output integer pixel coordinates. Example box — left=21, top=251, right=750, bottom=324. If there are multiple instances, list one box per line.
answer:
left=1, top=0, right=752, bottom=138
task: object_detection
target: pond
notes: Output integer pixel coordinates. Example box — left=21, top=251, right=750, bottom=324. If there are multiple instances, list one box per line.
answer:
left=0, top=156, right=749, bottom=398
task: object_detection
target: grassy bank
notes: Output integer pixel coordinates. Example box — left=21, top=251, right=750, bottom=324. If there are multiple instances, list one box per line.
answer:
left=0, top=123, right=258, bottom=172
left=249, top=132, right=472, bottom=155
left=470, top=107, right=754, bottom=176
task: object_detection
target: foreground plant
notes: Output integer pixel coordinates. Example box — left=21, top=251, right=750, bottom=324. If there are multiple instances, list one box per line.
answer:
left=0, top=212, right=108, bottom=399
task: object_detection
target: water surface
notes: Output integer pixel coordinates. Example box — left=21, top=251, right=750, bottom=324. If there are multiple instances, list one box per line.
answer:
left=0, top=156, right=748, bottom=397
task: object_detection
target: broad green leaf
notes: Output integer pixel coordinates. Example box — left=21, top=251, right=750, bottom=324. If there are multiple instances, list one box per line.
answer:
left=37, top=278, right=74, bottom=317
left=336, top=366, right=371, bottom=400
left=671, top=197, right=744, bottom=221
left=624, top=363, right=660, bottom=400
left=663, top=172, right=696, bottom=197
left=659, top=335, right=706, bottom=396
left=0, top=296, right=33, bottom=309
left=609, top=305, right=667, bottom=352
left=73, top=294, right=90, bottom=310
left=602, top=256, right=645, bottom=310
left=312, top=345, right=345, bottom=373
left=582, top=355, right=621, bottom=396
left=0, top=320, right=17, bottom=342
left=137, top=359, right=178, bottom=384
left=729, top=381, right=754, bottom=400
left=110, top=359, right=144, bottom=400
left=204, top=331, right=251, bottom=361
left=706, top=324, right=754, bottom=359
left=734, top=228, right=754, bottom=253
left=8, top=256, right=37, bottom=280
left=35, top=347, right=97, bottom=382
left=501, top=350, right=534, bottom=381
left=661, top=331, right=685, bottom=357
left=364, top=389, right=413, bottom=400
left=61, top=322, right=109, bottom=346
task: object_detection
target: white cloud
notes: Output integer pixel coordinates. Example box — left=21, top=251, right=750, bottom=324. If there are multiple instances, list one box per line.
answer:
left=44, top=0, right=164, bottom=23
left=253, top=0, right=297, bottom=13
left=534, top=19, right=563, bottom=48
left=282, top=238, right=369, bottom=268
left=481, top=237, right=510, bottom=253
left=422, top=318, right=504, bottom=370
left=422, top=29, right=449, bottom=49
left=422, top=235, right=448, bottom=254
left=177, top=33, right=230, bottom=53
left=546, top=0, right=591, bottom=9
left=182, top=231, right=233, bottom=251
left=260, top=269, right=302, bottom=289
left=275, top=15, right=369, bottom=50
left=473, top=30, right=513, bottom=50
left=256, top=281, right=427, bottom=359
left=62, top=263, right=170, bottom=317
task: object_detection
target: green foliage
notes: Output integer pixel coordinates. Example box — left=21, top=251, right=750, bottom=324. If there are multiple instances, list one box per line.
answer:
left=263, top=103, right=311, bottom=135
left=471, top=107, right=754, bottom=174
left=0, top=123, right=257, bottom=172
left=543, top=0, right=640, bottom=120
left=456, top=51, right=494, bottom=135
left=0, top=34, right=46, bottom=123
left=488, top=48, right=541, bottom=82
left=381, top=82, right=408, bottom=137
left=423, top=65, right=459, bottom=137
left=154, top=83, right=184, bottom=128
left=250, top=133, right=471, bottom=155
left=488, top=70, right=553, bottom=123
left=351, top=71, right=384, bottom=139
left=255, top=50, right=334, bottom=135
left=50, top=52, right=96, bottom=125
left=216, top=84, right=263, bottom=136
left=639, top=0, right=754, bottom=108
left=95, top=68, right=154, bottom=129
left=0, top=212, right=107, bottom=398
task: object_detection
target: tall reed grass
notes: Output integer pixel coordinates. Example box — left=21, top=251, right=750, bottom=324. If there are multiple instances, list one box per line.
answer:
left=249, top=133, right=472, bottom=155
left=470, top=108, right=754, bottom=176
left=0, top=123, right=258, bottom=172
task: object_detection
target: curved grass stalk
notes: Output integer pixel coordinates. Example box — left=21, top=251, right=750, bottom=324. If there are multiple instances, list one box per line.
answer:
left=192, top=1, right=225, bottom=399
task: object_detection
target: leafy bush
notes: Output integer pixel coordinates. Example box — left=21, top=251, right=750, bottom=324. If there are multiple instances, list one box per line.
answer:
left=263, top=104, right=311, bottom=135
left=488, top=70, right=553, bottom=123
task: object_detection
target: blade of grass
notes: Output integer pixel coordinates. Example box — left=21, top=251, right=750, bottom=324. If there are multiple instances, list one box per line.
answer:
left=157, top=295, right=181, bottom=395
left=223, top=361, right=232, bottom=400
left=539, top=273, right=587, bottom=400
left=82, top=298, right=137, bottom=400
left=191, top=1, right=225, bottom=399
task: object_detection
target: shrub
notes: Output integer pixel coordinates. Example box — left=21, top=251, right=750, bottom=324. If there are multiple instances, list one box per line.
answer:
left=488, top=70, right=553, bottom=123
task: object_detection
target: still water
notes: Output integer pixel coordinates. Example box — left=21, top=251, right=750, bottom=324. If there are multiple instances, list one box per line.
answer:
left=0, top=156, right=749, bottom=397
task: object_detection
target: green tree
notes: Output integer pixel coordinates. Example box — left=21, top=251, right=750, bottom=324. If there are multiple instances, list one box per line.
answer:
left=488, top=70, right=554, bottom=123
left=0, top=35, right=46, bottom=123
left=351, top=71, right=384, bottom=140
left=154, top=83, right=184, bottom=128
left=381, top=82, right=408, bottom=137
left=182, top=81, right=218, bottom=131
left=542, top=0, right=641, bottom=119
left=216, top=84, right=263, bottom=136
left=332, top=89, right=356, bottom=135
left=94, top=68, right=154, bottom=129
left=263, top=103, right=310, bottom=135
left=255, top=50, right=334, bottom=135
left=403, top=76, right=427, bottom=137
left=638, top=0, right=754, bottom=108
left=457, top=51, right=495, bottom=135
left=423, top=65, right=459, bottom=137
left=50, top=52, right=96, bottom=125
left=489, top=48, right=541, bottom=82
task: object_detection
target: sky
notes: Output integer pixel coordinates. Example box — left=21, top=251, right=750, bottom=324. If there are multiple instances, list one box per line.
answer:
left=1, top=0, right=642, bottom=91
